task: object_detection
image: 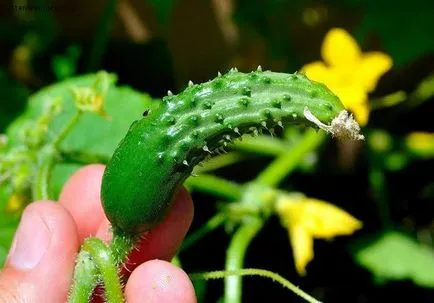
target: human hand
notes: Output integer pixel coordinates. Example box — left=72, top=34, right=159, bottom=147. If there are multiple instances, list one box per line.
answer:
left=0, top=164, right=196, bottom=303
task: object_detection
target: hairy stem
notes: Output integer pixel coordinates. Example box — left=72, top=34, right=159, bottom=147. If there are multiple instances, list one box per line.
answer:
left=256, top=130, right=326, bottom=186
left=185, top=174, right=243, bottom=200
left=191, top=268, right=321, bottom=303
left=180, top=213, right=226, bottom=252
left=32, top=146, right=57, bottom=200
left=52, top=111, right=83, bottom=149
left=33, top=110, right=85, bottom=200
left=110, top=230, right=138, bottom=265
left=68, top=232, right=137, bottom=303
left=60, top=150, right=110, bottom=165
left=68, top=251, right=98, bottom=303
left=224, top=218, right=263, bottom=303
left=81, top=238, right=124, bottom=303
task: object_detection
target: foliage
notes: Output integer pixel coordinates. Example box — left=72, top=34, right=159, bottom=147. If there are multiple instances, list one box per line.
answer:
left=354, top=231, right=434, bottom=287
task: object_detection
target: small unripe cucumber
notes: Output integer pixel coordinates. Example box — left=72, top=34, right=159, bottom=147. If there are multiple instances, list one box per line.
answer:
left=101, top=70, right=344, bottom=233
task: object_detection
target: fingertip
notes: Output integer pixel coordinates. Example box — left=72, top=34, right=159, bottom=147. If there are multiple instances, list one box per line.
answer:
left=168, top=186, right=195, bottom=239
left=125, top=260, right=196, bottom=303
left=6, top=201, right=79, bottom=269
left=2, top=201, right=79, bottom=302
left=59, top=164, right=106, bottom=240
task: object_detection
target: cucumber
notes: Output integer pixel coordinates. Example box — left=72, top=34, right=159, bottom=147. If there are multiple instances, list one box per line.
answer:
left=101, top=69, right=354, bottom=233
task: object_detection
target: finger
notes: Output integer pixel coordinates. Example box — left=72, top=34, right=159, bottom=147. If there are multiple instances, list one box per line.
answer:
left=96, top=187, right=194, bottom=271
left=0, top=201, right=79, bottom=302
left=125, top=260, right=196, bottom=303
left=59, top=164, right=106, bottom=241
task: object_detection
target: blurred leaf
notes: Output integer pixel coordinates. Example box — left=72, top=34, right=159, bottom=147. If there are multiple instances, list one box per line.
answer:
left=384, top=152, right=408, bottom=171
left=234, top=0, right=298, bottom=67
left=193, top=279, right=207, bottom=303
left=370, top=91, right=407, bottom=110
left=354, top=231, right=434, bottom=287
left=0, top=68, right=30, bottom=131
left=355, top=0, right=434, bottom=66
left=147, top=0, right=176, bottom=26
left=404, top=74, right=434, bottom=111
left=51, top=45, right=81, bottom=80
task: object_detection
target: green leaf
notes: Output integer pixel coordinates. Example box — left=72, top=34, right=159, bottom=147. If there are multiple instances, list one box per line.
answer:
left=0, top=246, right=7, bottom=268
left=5, top=72, right=159, bottom=199
left=354, top=231, right=434, bottom=287
left=0, top=224, right=18, bottom=267
left=354, top=0, right=434, bottom=66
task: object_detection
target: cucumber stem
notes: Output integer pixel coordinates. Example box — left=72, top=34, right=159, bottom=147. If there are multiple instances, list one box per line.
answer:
left=68, top=232, right=138, bottom=303
left=52, top=111, right=83, bottom=149
left=32, top=146, right=57, bottom=200
left=256, top=130, right=326, bottom=187
left=81, top=238, right=124, bottom=303
left=224, top=218, right=263, bottom=303
left=110, top=230, right=139, bottom=265
left=185, top=174, right=243, bottom=200
left=68, top=250, right=98, bottom=303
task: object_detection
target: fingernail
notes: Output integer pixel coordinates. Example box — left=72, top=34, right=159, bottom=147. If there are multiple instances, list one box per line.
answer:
left=8, top=210, right=51, bottom=270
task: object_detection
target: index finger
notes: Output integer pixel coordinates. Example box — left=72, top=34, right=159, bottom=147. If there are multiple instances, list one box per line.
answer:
left=59, top=164, right=106, bottom=241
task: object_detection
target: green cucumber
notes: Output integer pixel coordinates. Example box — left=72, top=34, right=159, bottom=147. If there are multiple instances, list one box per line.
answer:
left=101, top=69, right=358, bottom=233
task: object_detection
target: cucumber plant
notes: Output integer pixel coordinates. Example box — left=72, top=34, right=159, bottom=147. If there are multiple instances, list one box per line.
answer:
left=0, top=68, right=363, bottom=303
left=67, top=68, right=362, bottom=303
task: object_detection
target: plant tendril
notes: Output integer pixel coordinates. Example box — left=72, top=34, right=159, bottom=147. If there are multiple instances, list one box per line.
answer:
left=190, top=268, right=322, bottom=303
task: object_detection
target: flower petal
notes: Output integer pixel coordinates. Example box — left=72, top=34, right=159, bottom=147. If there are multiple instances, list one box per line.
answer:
left=301, top=61, right=337, bottom=85
left=331, top=85, right=369, bottom=126
left=348, top=101, right=370, bottom=126
left=321, top=28, right=361, bottom=68
left=300, top=199, right=363, bottom=239
left=289, top=225, right=314, bottom=275
left=276, top=194, right=362, bottom=276
left=358, top=52, right=393, bottom=92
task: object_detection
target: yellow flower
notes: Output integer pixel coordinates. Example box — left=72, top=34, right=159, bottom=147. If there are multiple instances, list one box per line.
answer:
left=5, top=194, right=27, bottom=214
left=71, top=71, right=115, bottom=118
left=71, top=87, right=108, bottom=117
left=276, top=194, right=362, bottom=275
left=302, top=28, right=393, bottom=126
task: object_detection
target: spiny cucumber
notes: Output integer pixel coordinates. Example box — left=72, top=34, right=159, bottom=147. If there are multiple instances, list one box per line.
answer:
left=101, top=69, right=361, bottom=233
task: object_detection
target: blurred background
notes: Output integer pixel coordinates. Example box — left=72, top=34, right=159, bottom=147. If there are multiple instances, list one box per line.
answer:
left=0, top=0, right=433, bottom=302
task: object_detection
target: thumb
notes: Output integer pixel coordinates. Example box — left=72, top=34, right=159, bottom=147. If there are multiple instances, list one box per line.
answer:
left=0, top=201, right=79, bottom=302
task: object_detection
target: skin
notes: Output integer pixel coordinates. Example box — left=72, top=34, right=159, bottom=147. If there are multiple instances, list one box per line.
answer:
left=0, top=164, right=196, bottom=303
